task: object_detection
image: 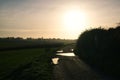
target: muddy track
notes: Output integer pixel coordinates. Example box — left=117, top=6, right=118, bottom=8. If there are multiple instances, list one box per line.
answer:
left=53, top=55, right=102, bottom=80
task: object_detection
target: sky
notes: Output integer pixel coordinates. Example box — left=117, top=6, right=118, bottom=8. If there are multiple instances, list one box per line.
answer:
left=0, top=0, right=120, bottom=39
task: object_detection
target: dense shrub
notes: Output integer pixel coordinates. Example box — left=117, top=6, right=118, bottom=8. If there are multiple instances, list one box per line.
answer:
left=74, top=26, right=120, bottom=79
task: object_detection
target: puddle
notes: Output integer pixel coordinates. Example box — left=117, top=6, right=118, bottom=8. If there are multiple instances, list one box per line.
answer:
left=52, top=49, right=75, bottom=64
left=57, top=53, right=75, bottom=56
left=52, top=58, right=59, bottom=64
left=70, top=49, right=74, bottom=52
left=56, top=50, right=63, bottom=53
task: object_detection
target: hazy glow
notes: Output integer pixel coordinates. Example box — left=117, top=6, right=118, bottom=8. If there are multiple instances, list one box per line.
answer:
left=63, top=10, right=87, bottom=33
left=0, top=0, right=120, bottom=39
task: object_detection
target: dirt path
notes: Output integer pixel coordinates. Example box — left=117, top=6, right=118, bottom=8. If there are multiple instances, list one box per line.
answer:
left=53, top=55, right=102, bottom=80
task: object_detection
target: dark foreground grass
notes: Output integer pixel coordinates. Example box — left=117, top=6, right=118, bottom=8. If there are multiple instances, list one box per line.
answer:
left=0, top=48, right=56, bottom=80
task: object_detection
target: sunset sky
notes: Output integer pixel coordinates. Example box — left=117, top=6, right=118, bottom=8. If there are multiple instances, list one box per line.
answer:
left=0, top=0, right=120, bottom=39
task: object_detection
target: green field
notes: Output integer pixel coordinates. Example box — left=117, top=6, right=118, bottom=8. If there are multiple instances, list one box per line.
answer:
left=0, top=48, right=57, bottom=80
left=0, top=38, right=75, bottom=80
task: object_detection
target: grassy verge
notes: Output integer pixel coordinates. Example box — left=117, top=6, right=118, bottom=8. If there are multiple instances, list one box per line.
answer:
left=0, top=48, right=57, bottom=80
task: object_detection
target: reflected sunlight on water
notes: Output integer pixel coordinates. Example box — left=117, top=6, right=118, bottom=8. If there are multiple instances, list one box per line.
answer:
left=52, top=53, right=75, bottom=64
left=57, top=53, right=75, bottom=56
left=56, top=50, right=63, bottom=53
left=52, top=58, right=59, bottom=64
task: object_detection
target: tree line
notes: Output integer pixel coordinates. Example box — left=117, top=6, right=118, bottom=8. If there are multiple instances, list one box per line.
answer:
left=0, top=37, right=76, bottom=51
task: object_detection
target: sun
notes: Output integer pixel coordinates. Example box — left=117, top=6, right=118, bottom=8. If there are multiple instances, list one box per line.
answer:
left=63, top=10, right=86, bottom=33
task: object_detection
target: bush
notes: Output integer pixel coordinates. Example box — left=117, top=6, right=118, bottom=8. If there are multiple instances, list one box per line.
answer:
left=74, top=26, right=120, bottom=79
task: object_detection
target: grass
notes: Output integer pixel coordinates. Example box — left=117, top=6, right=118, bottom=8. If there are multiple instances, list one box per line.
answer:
left=0, top=48, right=56, bottom=80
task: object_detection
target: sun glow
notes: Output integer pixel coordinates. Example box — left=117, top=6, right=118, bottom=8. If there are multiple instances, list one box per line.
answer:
left=63, top=10, right=87, bottom=33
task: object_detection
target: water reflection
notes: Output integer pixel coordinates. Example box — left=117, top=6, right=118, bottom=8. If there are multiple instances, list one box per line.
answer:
left=70, top=49, right=74, bottom=52
left=52, top=49, right=75, bottom=64
left=52, top=53, right=75, bottom=64
left=56, top=50, right=63, bottom=53
left=52, top=58, right=59, bottom=64
left=57, top=53, right=75, bottom=56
